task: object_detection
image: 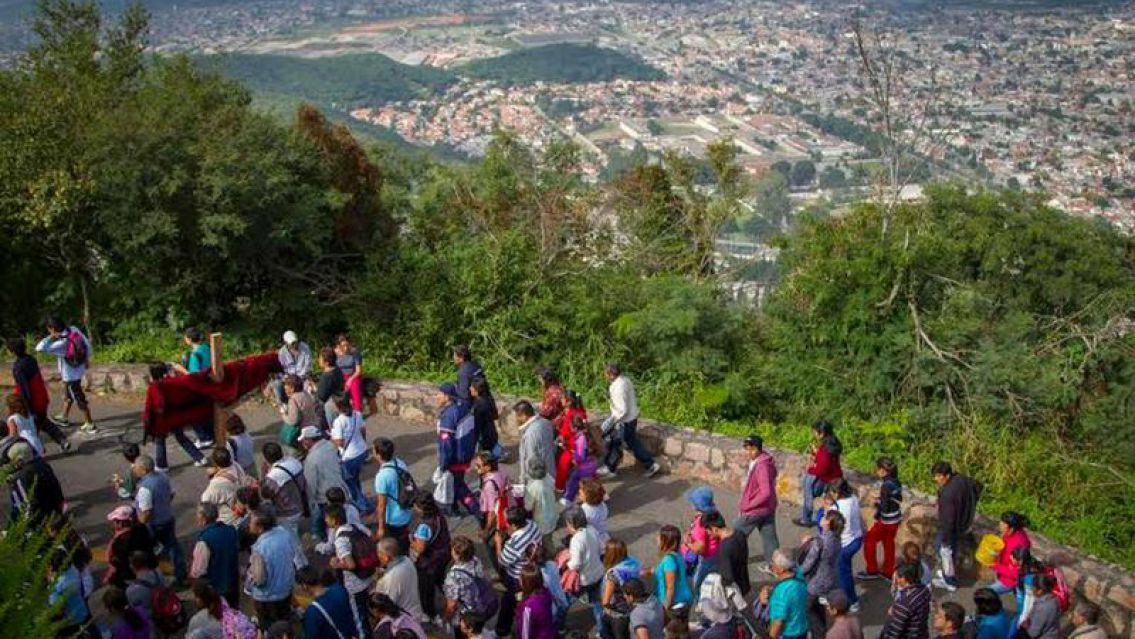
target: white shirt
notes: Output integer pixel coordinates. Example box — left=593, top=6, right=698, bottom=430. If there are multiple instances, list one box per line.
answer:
left=836, top=495, right=864, bottom=547
left=333, top=523, right=375, bottom=594
left=567, top=526, right=605, bottom=586
left=331, top=411, right=367, bottom=461
left=135, top=484, right=153, bottom=514
left=7, top=414, right=44, bottom=457
left=607, top=375, right=639, bottom=424
left=582, top=502, right=610, bottom=546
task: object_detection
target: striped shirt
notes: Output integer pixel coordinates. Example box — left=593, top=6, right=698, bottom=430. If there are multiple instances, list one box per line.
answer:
left=881, top=583, right=931, bottom=639
left=499, top=521, right=541, bottom=581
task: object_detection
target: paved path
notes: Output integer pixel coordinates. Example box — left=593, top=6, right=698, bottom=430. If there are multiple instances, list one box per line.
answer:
left=9, top=398, right=983, bottom=635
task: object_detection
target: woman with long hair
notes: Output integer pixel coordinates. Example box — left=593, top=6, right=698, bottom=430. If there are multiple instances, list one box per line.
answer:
left=516, top=563, right=556, bottom=639
left=536, top=367, right=564, bottom=423
left=653, top=525, right=693, bottom=621
left=859, top=457, right=903, bottom=580
left=794, top=419, right=843, bottom=527
left=600, top=539, right=641, bottom=639
left=556, top=390, right=587, bottom=491
left=990, top=511, right=1032, bottom=595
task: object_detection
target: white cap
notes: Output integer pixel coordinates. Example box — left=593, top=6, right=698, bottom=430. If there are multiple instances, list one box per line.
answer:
left=283, top=330, right=298, bottom=345
left=300, top=426, right=322, bottom=440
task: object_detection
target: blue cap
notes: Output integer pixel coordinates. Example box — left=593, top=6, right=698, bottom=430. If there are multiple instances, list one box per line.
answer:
left=439, top=382, right=458, bottom=398
left=413, top=523, right=433, bottom=541
left=687, top=486, right=716, bottom=512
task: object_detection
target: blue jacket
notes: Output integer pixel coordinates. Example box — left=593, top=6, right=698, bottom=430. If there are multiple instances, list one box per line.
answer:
left=249, top=527, right=296, bottom=602
left=199, top=522, right=239, bottom=597
left=437, top=400, right=475, bottom=468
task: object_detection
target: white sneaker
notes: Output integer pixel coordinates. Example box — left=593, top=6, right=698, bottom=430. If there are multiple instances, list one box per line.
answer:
left=78, top=422, right=98, bottom=434
left=195, top=439, right=214, bottom=450
left=596, top=466, right=614, bottom=478
left=850, top=602, right=861, bottom=614
left=155, top=466, right=170, bottom=474
left=194, top=458, right=209, bottom=467
left=644, top=462, right=661, bottom=478
left=559, top=498, right=572, bottom=508
left=932, top=577, right=958, bottom=592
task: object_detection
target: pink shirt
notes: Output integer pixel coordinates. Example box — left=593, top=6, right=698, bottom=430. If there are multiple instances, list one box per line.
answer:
left=688, top=513, right=719, bottom=558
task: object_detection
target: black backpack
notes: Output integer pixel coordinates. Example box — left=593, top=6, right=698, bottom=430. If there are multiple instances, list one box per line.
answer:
left=386, top=463, right=418, bottom=507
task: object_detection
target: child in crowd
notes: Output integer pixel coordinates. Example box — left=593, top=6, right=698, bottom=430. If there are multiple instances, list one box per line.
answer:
left=561, top=415, right=602, bottom=507
left=892, top=542, right=933, bottom=595
left=316, top=487, right=361, bottom=555
left=109, top=443, right=142, bottom=499
left=224, top=415, right=256, bottom=475
left=6, top=394, right=44, bottom=457
left=683, top=487, right=720, bottom=593
left=459, top=611, right=497, bottom=639
left=580, top=478, right=610, bottom=546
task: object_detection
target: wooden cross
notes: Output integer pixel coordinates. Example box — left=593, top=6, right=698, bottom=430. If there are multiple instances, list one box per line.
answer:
left=209, top=332, right=228, bottom=445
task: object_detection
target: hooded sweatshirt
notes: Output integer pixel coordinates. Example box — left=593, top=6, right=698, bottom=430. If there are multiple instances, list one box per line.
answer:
left=992, top=528, right=1031, bottom=588
left=738, top=451, right=778, bottom=518
left=807, top=439, right=843, bottom=483
left=937, top=473, right=981, bottom=548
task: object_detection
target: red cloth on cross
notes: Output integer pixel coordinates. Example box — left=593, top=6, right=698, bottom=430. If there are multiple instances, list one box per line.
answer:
left=143, top=352, right=282, bottom=438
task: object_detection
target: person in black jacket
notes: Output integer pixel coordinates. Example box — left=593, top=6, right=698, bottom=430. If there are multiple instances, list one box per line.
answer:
left=6, top=338, right=70, bottom=452
left=470, top=378, right=500, bottom=458
left=5, top=441, right=65, bottom=526
left=931, top=461, right=981, bottom=592
left=315, top=347, right=345, bottom=429
left=452, top=345, right=486, bottom=405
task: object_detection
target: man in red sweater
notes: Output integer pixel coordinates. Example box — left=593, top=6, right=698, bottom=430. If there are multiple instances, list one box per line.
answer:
left=6, top=338, right=71, bottom=453
left=734, top=435, right=779, bottom=568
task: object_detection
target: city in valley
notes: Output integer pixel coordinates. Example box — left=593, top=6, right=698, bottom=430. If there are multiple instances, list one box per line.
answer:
left=2, top=0, right=1131, bottom=228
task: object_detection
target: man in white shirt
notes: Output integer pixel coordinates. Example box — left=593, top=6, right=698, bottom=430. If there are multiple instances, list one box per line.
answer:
left=272, top=330, right=312, bottom=406
left=599, top=363, right=660, bottom=478
left=330, top=395, right=370, bottom=515
left=566, top=507, right=605, bottom=628
left=326, top=504, right=375, bottom=637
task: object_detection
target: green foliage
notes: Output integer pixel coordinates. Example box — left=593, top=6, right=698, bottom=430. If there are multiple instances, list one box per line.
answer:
left=201, top=53, right=457, bottom=107
left=461, top=43, right=666, bottom=86
left=0, top=512, right=66, bottom=638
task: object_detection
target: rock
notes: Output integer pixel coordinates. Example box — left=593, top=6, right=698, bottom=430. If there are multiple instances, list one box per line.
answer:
left=710, top=447, right=724, bottom=469
left=685, top=441, right=710, bottom=463
left=664, top=437, right=684, bottom=457
left=399, top=404, right=427, bottom=423
left=1108, top=583, right=1135, bottom=610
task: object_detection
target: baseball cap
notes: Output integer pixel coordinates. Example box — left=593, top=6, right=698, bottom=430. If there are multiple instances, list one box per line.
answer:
left=283, top=330, right=298, bottom=345
left=413, top=523, right=433, bottom=541
left=438, top=382, right=458, bottom=398
left=687, top=486, right=716, bottom=512
left=107, top=505, right=135, bottom=522
left=743, top=434, right=763, bottom=448
left=300, top=426, right=323, bottom=440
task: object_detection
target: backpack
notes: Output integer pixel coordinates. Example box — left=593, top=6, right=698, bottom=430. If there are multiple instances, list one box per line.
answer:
left=1044, top=564, right=1071, bottom=612
left=63, top=330, right=88, bottom=368
left=387, top=463, right=418, bottom=507
left=452, top=567, right=501, bottom=620
left=147, top=580, right=187, bottom=633
left=338, top=525, right=380, bottom=578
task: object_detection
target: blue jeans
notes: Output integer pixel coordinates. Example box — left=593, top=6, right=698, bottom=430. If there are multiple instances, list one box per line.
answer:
left=150, top=520, right=187, bottom=583
left=604, top=419, right=654, bottom=471
left=341, top=454, right=373, bottom=515
left=692, top=554, right=716, bottom=594
left=153, top=429, right=204, bottom=468
left=801, top=474, right=827, bottom=520
left=838, top=536, right=863, bottom=605
left=986, top=581, right=1014, bottom=595
left=311, top=502, right=327, bottom=541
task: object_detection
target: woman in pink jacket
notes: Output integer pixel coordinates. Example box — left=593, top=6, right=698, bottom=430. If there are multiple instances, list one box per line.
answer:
left=990, top=511, right=1031, bottom=594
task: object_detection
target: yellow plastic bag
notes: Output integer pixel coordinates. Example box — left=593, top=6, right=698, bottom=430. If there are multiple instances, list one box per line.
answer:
left=976, top=533, right=1005, bottom=566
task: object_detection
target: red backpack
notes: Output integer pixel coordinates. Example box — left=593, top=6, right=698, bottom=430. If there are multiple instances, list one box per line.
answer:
left=1043, top=564, right=1071, bottom=612
left=339, top=525, right=380, bottom=578
left=63, top=330, right=88, bottom=368
left=145, top=581, right=187, bottom=633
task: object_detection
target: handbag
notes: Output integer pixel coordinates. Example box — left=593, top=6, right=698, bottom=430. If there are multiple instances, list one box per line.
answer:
left=433, top=467, right=454, bottom=506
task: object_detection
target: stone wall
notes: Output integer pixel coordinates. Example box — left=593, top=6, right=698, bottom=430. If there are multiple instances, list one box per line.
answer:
left=5, top=366, right=1132, bottom=636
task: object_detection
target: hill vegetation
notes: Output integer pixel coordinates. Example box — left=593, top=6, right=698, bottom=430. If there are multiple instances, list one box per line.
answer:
left=460, top=43, right=667, bottom=85
left=2, top=0, right=1134, bottom=570
left=200, top=52, right=457, bottom=108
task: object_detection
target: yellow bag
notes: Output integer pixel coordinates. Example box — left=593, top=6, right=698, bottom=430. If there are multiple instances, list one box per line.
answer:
left=976, top=533, right=1004, bottom=567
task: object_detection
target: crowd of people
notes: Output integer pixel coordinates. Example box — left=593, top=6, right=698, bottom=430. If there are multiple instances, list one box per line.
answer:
left=0, top=323, right=1115, bottom=639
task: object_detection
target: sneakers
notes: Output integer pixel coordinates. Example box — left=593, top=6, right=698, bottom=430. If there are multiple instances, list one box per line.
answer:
left=51, top=413, right=68, bottom=424
left=193, top=458, right=209, bottom=467
left=644, top=462, right=661, bottom=478
left=78, top=422, right=98, bottom=434
left=155, top=466, right=170, bottom=473
left=596, top=466, right=614, bottom=478
left=195, top=439, right=214, bottom=450
left=60, top=439, right=73, bottom=453
left=558, top=498, right=573, bottom=508
left=755, top=561, right=775, bottom=576
left=856, top=570, right=885, bottom=581
left=931, top=577, right=958, bottom=592
left=792, top=517, right=813, bottom=527
left=849, top=603, right=861, bottom=614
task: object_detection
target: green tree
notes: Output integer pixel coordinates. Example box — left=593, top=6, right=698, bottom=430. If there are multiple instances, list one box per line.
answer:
left=818, top=166, right=848, bottom=189
left=790, top=160, right=816, bottom=187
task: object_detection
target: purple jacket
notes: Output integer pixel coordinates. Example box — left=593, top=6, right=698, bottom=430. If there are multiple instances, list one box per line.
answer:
left=516, top=588, right=556, bottom=639
left=738, top=451, right=777, bottom=518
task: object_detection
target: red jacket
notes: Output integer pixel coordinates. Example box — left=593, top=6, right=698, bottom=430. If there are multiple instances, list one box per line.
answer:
left=12, top=355, right=50, bottom=416
left=807, top=444, right=843, bottom=483
left=993, top=528, right=1031, bottom=587
left=557, top=407, right=587, bottom=442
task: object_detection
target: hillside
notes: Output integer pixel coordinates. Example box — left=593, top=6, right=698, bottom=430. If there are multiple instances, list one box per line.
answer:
left=199, top=53, right=457, bottom=108
left=460, top=43, right=667, bottom=85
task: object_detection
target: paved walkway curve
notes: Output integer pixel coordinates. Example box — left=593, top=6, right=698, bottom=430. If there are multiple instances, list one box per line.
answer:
left=18, top=398, right=984, bottom=636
